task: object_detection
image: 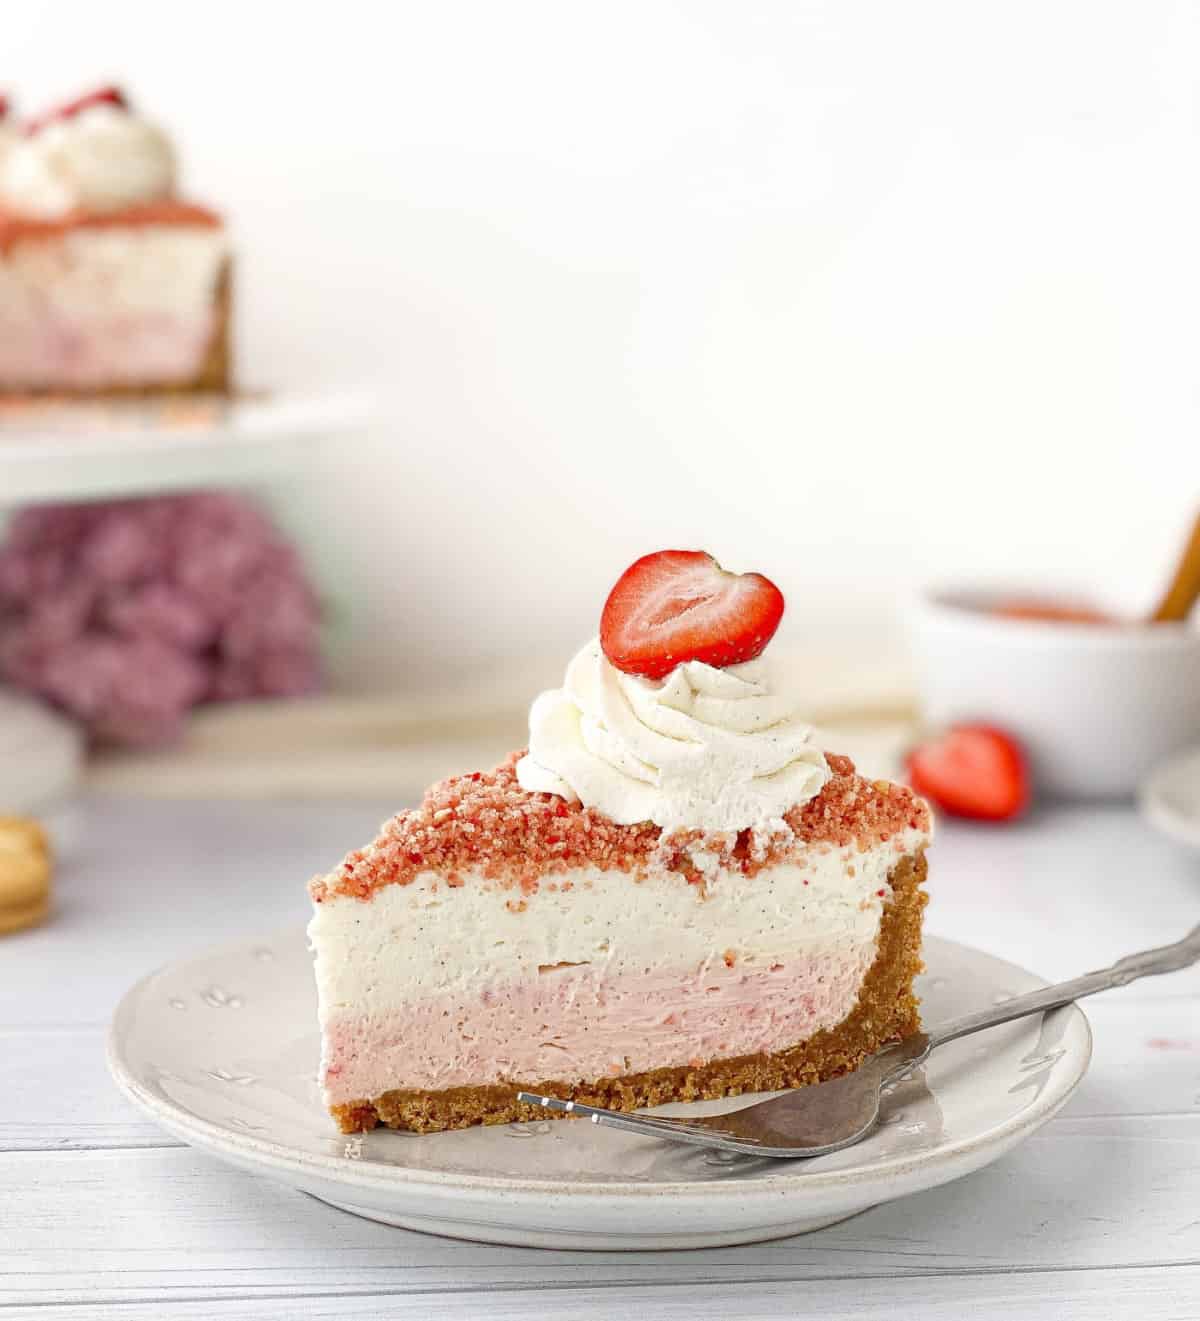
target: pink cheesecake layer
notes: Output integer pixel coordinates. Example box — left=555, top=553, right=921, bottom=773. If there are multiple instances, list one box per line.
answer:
left=322, top=944, right=876, bottom=1105
left=0, top=313, right=218, bottom=389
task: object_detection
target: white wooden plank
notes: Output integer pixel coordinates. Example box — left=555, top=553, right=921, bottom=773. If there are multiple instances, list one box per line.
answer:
left=4, top=1266, right=1198, bottom=1321
left=0, top=1027, right=180, bottom=1151
left=2, top=1116, right=1197, bottom=1308
left=1064, top=999, right=1200, bottom=1119
left=4, top=985, right=1195, bottom=1154
left=928, top=807, right=1200, bottom=998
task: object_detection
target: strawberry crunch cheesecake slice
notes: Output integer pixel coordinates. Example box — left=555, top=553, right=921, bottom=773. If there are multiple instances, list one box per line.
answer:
left=309, top=551, right=932, bottom=1134
left=0, top=86, right=231, bottom=395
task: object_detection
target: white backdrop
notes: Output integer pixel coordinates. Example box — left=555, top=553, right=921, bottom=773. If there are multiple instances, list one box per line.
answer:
left=9, top=1, right=1199, bottom=688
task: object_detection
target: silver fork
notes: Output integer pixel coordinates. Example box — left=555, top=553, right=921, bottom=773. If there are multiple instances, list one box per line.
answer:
left=517, top=923, right=1200, bottom=1158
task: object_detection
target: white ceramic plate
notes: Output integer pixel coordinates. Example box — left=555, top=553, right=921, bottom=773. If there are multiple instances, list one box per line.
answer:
left=0, top=389, right=370, bottom=503
left=1141, top=745, right=1200, bottom=850
left=108, top=930, right=1091, bottom=1251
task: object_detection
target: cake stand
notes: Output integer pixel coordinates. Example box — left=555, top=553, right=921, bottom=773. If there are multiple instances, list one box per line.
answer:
left=0, top=389, right=371, bottom=504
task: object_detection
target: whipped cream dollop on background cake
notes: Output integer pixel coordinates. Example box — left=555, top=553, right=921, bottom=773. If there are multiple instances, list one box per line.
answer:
left=309, top=550, right=932, bottom=1134
left=0, top=102, right=175, bottom=218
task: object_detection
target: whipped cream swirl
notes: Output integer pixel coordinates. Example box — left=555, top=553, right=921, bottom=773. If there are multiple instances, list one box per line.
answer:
left=516, top=638, right=830, bottom=835
left=0, top=105, right=176, bottom=219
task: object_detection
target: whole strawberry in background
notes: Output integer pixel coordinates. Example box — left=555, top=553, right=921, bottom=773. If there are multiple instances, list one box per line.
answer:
left=906, top=724, right=1030, bottom=822
left=0, top=492, right=321, bottom=745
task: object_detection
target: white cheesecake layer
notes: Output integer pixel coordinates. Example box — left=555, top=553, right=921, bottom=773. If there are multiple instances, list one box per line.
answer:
left=310, top=829, right=926, bottom=1103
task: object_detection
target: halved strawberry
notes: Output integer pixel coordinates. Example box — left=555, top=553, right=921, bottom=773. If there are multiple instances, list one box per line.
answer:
left=906, top=724, right=1029, bottom=822
left=0, top=95, right=9, bottom=121
left=599, top=550, right=785, bottom=679
left=25, top=85, right=127, bottom=136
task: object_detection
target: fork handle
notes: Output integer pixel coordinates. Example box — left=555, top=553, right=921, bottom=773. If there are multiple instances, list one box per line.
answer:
left=927, top=922, right=1200, bottom=1050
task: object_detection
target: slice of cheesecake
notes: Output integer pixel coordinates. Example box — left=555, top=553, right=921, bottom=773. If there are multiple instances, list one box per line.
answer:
left=309, top=549, right=932, bottom=1134
left=309, top=750, right=929, bottom=1134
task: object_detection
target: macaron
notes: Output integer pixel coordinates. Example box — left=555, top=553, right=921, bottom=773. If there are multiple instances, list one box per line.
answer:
left=0, top=816, right=52, bottom=935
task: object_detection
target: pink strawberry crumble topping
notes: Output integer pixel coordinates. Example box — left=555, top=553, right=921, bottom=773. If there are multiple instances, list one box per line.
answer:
left=310, top=751, right=930, bottom=904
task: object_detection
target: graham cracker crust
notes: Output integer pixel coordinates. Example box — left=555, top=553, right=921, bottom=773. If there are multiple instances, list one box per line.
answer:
left=331, top=849, right=929, bottom=1135
left=194, top=259, right=232, bottom=393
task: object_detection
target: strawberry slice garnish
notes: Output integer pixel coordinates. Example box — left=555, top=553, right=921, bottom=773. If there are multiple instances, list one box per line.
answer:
left=25, top=85, right=127, bottom=136
left=0, top=95, right=10, bottom=121
left=906, top=724, right=1030, bottom=822
left=599, top=550, right=785, bottom=680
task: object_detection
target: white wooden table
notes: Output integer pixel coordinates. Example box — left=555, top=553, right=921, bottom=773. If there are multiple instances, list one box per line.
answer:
left=3, top=796, right=1198, bottom=1320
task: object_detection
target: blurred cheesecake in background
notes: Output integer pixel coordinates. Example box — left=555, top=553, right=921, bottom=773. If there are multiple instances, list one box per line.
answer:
left=309, top=551, right=932, bottom=1135
left=0, top=86, right=231, bottom=396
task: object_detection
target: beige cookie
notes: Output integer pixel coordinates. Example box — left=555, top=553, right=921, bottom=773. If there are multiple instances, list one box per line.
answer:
left=0, top=893, right=50, bottom=935
left=0, top=817, right=52, bottom=935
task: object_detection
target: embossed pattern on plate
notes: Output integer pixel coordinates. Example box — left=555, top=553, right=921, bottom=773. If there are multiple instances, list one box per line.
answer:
left=108, top=931, right=1091, bottom=1249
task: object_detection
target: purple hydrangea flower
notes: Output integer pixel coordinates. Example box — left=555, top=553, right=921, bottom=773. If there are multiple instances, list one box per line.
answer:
left=0, top=492, right=322, bottom=745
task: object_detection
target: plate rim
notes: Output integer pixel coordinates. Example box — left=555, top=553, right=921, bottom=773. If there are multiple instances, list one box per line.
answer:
left=107, top=929, right=1093, bottom=1201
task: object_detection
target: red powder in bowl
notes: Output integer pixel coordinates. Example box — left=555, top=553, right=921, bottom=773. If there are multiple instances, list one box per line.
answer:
left=990, top=599, right=1116, bottom=625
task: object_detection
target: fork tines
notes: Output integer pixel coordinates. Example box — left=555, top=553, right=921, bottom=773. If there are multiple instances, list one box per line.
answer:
left=515, top=1090, right=761, bottom=1147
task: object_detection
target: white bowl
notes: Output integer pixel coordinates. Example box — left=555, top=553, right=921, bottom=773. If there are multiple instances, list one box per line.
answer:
left=908, top=589, right=1200, bottom=800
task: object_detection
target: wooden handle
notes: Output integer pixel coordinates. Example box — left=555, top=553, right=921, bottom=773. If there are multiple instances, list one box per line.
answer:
left=1152, top=512, right=1200, bottom=622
